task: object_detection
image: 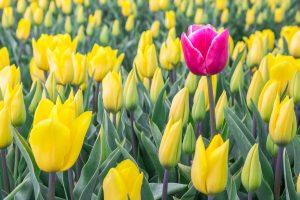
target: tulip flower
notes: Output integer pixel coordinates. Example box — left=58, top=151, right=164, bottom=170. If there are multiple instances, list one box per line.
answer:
left=0, top=102, right=12, bottom=149
left=125, top=15, right=134, bottom=32
left=137, top=30, right=153, bottom=52
left=112, top=20, right=120, bottom=37
left=99, top=25, right=109, bottom=45
left=0, top=65, right=21, bottom=95
left=221, top=9, right=229, bottom=24
left=185, top=72, right=198, bottom=95
left=62, top=0, right=72, bottom=14
left=0, top=47, right=10, bottom=70
left=29, top=98, right=92, bottom=172
left=150, top=68, right=165, bottom=103
left=149, top=0, right=160, bottom=12
left=245, top=34, right=264, bottom=68
left=72, top=53, right=87, bottom=86
left=274, top=8, right=284, bottom=23
left=150, top=20, right=160, bottom=38
left=159, top=35, right=181, bottom=71
left=165, top=10, right=176, bottom=29
left=29, top=59, right=46, bottom=82
left=246, top=71, right=264, bottom=110
left=230, top=63, right=244, bottom=93
left=17, top=0, right=26, bottom=13
left=124, top=70, right=138, bottom=111
left=215, top=91, right=228, bottom=130
left=16, top=18, right=31, bottom=41
left=94, top=10, right=102, bottom=26
left=103, top=159, right=143, bottom=200
left=2, top=7, right=14, bottom=28
left=181, top=25, right=229, bottom=76
left=169, top=87, right=189, bottom=125
left=64, top=90, right=84, bottom=117
left=33, top=7, right=43, bottom=25
left=192, top=90, right=206, bottom=122
left=65, top=16, right=72, bottom=34
left=246, top=8, right=255, bottom=26
left=289, top=31, right=300, bottom=58
left=135, top=44, right=158, bottom=78
left=43, top=72, right=57, bottom=101
left=191, top=134, right=229, bottom=195
left=241, top=144, right=262, bottom=192
left=182, top=123, right=196, bottom=155
left=102, top=72, right=123, bottom=113
left=194, top=75, right=217, bottom=111
left=269, top=95, right=297, bottom=146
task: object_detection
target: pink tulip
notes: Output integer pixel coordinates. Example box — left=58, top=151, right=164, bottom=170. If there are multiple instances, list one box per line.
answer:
left=181, top=24, right=229, bottom=76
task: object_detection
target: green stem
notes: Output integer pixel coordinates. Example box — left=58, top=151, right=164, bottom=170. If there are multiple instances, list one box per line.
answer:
left=208, top=195, right=214, bottom=200
left=13, top=146, right=19, bottom=181
left=274, top=147, right=284, bottom=200
left=68, top=169, right=75, bottom=200
left=162, top=169, right=169, bottom=200
left=1, top=149, right=10, bottom=193
left=48, top=172, right=56, bottom=200
left=206, top=76, right=216, bottom=137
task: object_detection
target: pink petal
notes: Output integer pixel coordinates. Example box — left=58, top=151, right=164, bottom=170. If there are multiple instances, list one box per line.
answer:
left=187, top=25, right=204, bottom=36
left=181, top=33, right=206, bottom=75
left=205, top=29, right=229, bottom=75
left=188, top=25, right=218, bottom=58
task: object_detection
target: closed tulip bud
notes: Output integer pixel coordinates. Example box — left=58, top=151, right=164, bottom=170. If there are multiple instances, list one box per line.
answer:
left=257, top=12, right=264, bottom=25
left=43, top=72, right=57, bottom=101
left=112, top=20, right=120, bottom=37
left=216, top=0, right=227, bottom=10
left=192, top=134, right=229, bottom=195
left=0, top=47, right=10, bottom=70
left=296, top=11, right=300, bottom=23
left=159, top=42, right=172, bottom=71
left=215, top=91, right=228, bottom=130
left=32, top=34, right=54, bottom=71
left=72, top=53, right=87, bottom=86
left=84, top=0, right=90, bottom=7
left=165, top=10, right=176, bottom=29
left=289, top=71, right=300, bottom=104
left=159, top=0, right=169, bottom=10
left=230, top=64, right=244, bottom=93
left=29, top=98, right=92, bottom=172
left=125, top=15, right=134, bottom=32
left=62, top=0, right=72, bottom=14
left=150, top=20, right=160, bottom=38
left=231, top=41, right=246, bottom=62
left=4, top=84, right=26, bottom=127
left=77, top=25, right=85, bottom=43
left=65, top=16, right=72, bottom=34
left=289, top=31, right=300, bottom=58
left=185, top=0, right=193, bottom=17
left=137, top=30, right=153, bottom=52
left=103, top=159, right=143, bottom=200
left=169, top=87, right=189, bottom=125
left=98, top=26, right=108, bottom=45
left=124, top=70, right=138, bottom=111
left=0, top=102, right=12, bottom=149
left=44, top=11, right=53, bottom=28
left=149, top=0, right=160, bottom=12
left=49, top=1, right=56, bottom=13
left=221, top=9, right=229, bottom=24
left=179, top=0, right=187, bottom=13
left=150, top=68, right=165, bottom=103
left=246, top=8, right=255, bottom=26
left=29, top=59, right=45, bottom=82
left=38, top=0, right=48, bottom=9
left=76, top=5, right=85, bottom=24
left=2, top=7, right=14, bottom=28
left=258, top=81, right=279, bottom=122
left=194, top=8, right=203, bottom=24
left=192, top=90, right=206, bottom=122
left=94, top=10, right=102, bottom=26
left=258, top=56, right=269, bottom=84
left=33, top=7, right=43, bottom=25
left=159, top=118, right=183, bottom=168
left=0, top=65, right=21, bottom=95
left=99, top=0, right=107, bottom=5
left=16, top=18, right=31, bottom=41
left=247, top=71, right=264, bottom=110
left=102, top=72, right=123, bottom=113
left=64, top=89, right=84, bottom=116
left=266, top=134, right=278, bottom=157
left=241, top=144, right=262, bottom=192
left=183, top=123, right=196, bottom=154
left=29, top=81, right=43, bottom=113
left=274, top=8, right=283, bottom=23
left=194, top=76, right=217, bottom=111
left=135, top=44, right=158, bottom=78
left=246, top=35, right=264, bottom=68
left=17, top=0, right=26, bottom=14
left=269, top=95, right=297, bottom=146
left=185, top=72, right=198, bottom=95
left=0, top=0, right=10, bottom=9
left=195, top=0, right=203, bottom=5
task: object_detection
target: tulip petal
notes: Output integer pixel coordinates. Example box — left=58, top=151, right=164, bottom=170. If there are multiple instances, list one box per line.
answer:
left=29, top=119, right=70, bottom=172
left=206, top=29, right=229, bottom=75
left=103, top=168, right=128, bottom=200
left=62, top=111, right=92, bottom=171
left=181, top=33, right=206, bottom=75
left=33, top=98, right=54, bottom=126
left=187, top=24, right=203, bottom=35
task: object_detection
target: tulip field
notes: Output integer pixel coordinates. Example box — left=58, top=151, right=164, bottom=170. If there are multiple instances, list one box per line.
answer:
left=1, top=0, right=300, bottom=200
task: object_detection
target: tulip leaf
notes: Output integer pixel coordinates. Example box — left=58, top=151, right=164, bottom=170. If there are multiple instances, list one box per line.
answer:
left=149, top=183, right=187, bottom=200
left=180, top=185, right=197, bottom=200
left=83, top=76, right=94, bottom=111
left=3, top=175, right=32, bottom=200
left=103, top=111, right=120, bottom=150
left=293, top=135, right=300, bottom=175
left=12, top=129, right=43, bottom=200
left=283, top=149, right=299, bottom=200
left=149, top=120, right=162, bottom=148
left=178, top=163, right=191, bottom=181
left=152, top=79, right=168, bottom=130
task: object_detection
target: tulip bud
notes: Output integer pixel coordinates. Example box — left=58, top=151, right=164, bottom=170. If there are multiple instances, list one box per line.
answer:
left=64, top=89, right=84, bottom=117
left=159, top=0, right=169, bottom=10
left=33, top=7, right=43, bottom=25
left=296, top=11, right=300, bottom=23
left=102, top=72, right=123, bottom=113
left=150, top=68, right=165, bottom=103
left=29, top=59, right=45, bottom=83
left=94, top=10, right=102, bottom=26
left=4, top=84, right=26, bottom=127
left=258, top=81, right=279, bottom=122
left=76, top=5, right=85, bottom=24
left=289, top=71, right=300, bottom=104
left=0, top=65, right=21, bottom=95
left=274, top=8, right=284, bottom=23
left=246, top=8, right=255, bottom=26
left=135, top=44, right=158, bottom=78
left=230, top=63, right=244, bottom=93
left=0, top=102, right=13, bottom=149
left=72, top=53, right=87, bottom=86
left=0, top=47, right=10, bottom=70
left=266, top=134, right=278, bottom=157
left=150, top=20, right=160, bottom=38
left=194, top=76, right=217, bottom=111
left=269, top=95, right=297, bottom=146
left=84, top=0, right=90, bottom=7
left=215, top=91, right=228, bottom=130
left=43, top=72, right=57, bottom=101
left=125, top=15, right=134, bottom=32
left=77, top=25, right=86, bottom=43
left=185, top=0, right=193, bottom=17
left=112, top=20, right=120, bottom=37
left=149, top=0, right=160, bottom=12
left=137, top=30, right=153, bottom=52
left=169, top=87, right=189, bottom=125
left=99, top=25, right=109, bottom=45
left=65, top=16, right=72, bottom=34
left=49, top=1, right=56, bottom=13
left=241, top=144, right=262, bottom=192
left=182, top=123, right=196, bottom=154
left=62, top=0, right=72, bottom=14
left=29, top=81, right=43, bottom=113
left=289, top=31, right=300, bottom=58
left=99, top=0, right=107, bottom=5
left=159, top=118, right=183, bottom=168
left=124, top=70, right=138, bottom=111
left=17, top=0, right=26, bottom=14
left=246, top=35, right=264, bottom=68
left=192, top=90, right=206, bottom=122
left=44, top=11, right=53, bottom=28
left=16, top=18, right=31, bottom=41
left=194, top=8, right=203, bottom=24
left=258, top=55, right=270, bottom=84
left=165, top=10, right=176, bottom=29
left=185, top=72, right=198, bottom=95
left=247, top=71, right=264, bottom=110
left=2, top=7, right=14, bottom=28
left=221, top=9, right=229, bottom=24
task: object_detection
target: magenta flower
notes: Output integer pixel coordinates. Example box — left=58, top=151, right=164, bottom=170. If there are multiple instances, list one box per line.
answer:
left=181, top=24, right=229, bottom=76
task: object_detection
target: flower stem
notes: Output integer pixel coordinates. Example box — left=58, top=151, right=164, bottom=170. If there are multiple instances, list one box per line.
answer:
left=130, top=111, right=138, bottom=158
left=162, top=169, right=169, bottom=200
left=93, top=82, right=99, bottom=112
left=48, top=172, right=56, bottom=200
left=68, top=169, right=75, bottom=200
left=13, top=147, right=19, bottom=181
left=252, top=115, right=257, bottom=139
left=248, top=192, right=252, bottom=200
left=206, top=76, right=216, bottom=137
left=208, top=195, right=214, bottom=200
left=113, top=112, right=117, bottom=128
left=1, top=149, right=10, bottom=193
left=274, top=147, right=284, bottom=200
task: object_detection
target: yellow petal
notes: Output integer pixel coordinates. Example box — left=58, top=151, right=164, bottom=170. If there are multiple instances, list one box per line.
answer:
left=33, top=99, right=54, bottom=126
left=103, top=168, right=128, bottom=200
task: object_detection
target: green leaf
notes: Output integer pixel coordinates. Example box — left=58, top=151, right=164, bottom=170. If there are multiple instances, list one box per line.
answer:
left=103, top=111, right=120, bottom=150
left=178, top=163, right=191, bottom=181
left=180, top=185, right=197, bottom=200
left=293, top=136, right=300, bottom=175
left=149, top=183, right=187, bottom=200
left=149, top=121, right=162, bottom=148
left=283, top=149, right=299, bottom=200
left=4, top=175, right=32, bottom=200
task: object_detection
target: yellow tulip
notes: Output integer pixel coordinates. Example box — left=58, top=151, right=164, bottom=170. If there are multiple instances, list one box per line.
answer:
left=124, top=70, right=138, bottom=111
left=29, top=59, right=45, bottom=82
left=150, top=68, right=165, bottom=103
left=194, top=76, right=217, bottom=111
left=4, top=84, right=26, bottom=127
left=274, top=8, right=283, bottom=23
left=246, top=71, right=264, bottom=110
left=216, top=0, right=227, bottom=10
left=17, top=0, right=26, bottom=14
left=86, top=15, right=96, bottom=36
left=262, top=29, right=275, bottom=50
left=165, top=10, right=176, bottom=29
left=125, top=15, right=134, bottom=32
left=74, top=0, right=84, bottom=4
left=0, top=65, right=21, bottom=95
left=230, top=63, right=244, bottom=93
left=33, top=7, right=44, bottom=25
left=0, top=47, right=10, bottom=70
left=44, top=11, right=53, bottom=28
left=0, top=102, right=12, bottom=149
left=120, top=0, right=133, bottom=16
left=43, top=72, right=57, bottom=101
left=149, top=0, right=160, bottom=12
left=72, top=53, right=87, bottom=86
left=246, top=8, right=255, bottom=26
left=16, top=18, right=31, bottom=41
left=112, top=20, right=120, bottom=37
left=76, top=5, right=85, bottom=24
left=169, top=87, right=189, bottom=125
left=289, top=71, right=300, bottom=104
left=103, top=159, right=143, bottom=200
left=135, top=44, right=158, bottom=78
left=160, top=36, right=181, bottom=71
left=231, top=41, right=246, bottom=63
left=150, top=20, right=160, bottom=38
left=102, top=72, right=123, bottom=113
left=94, top=10, right=102, bottom=26
left=62, top=0, right=72, bottom=14
left=2, top=6, right=14, bottom=28
left=0, top=0, right=10, bottom=9
left=38, top=0, right=48, bottom=9
left=185, top=72, right=198, bottom=95
left=192, top=90, right=206, bottom=122
left=269, top=95, right=297, bottom=146
left=159, top=0, right=169, bottom=10
left=192, top=134, right=229, bottom=195
left=245, top=34, right=264, bottom=68
left=159, top=117, right=183, bottom=168
left=279, top=26, right=300, bottom=51
left=215, top=91, right=228, bottom=130
left=88, top=45, right=124, bottom=82
left=29, top=98, right=92, bottom=172
left=65, top=16, right=72, bottom=34
left=221, top=9, right=229, bottom=24
left=266, top=134, right=278, bottom=157
left=137, top=30, right=153, bottom=52
left=77, top=25, right=86, bottom=43
left=194, top=8, right=203, bottom=24
left=99, top=25, right=109, bottom=45
left=64, top=89, right=84, bottom=117
left=289, top=31, right=300, bottom=58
